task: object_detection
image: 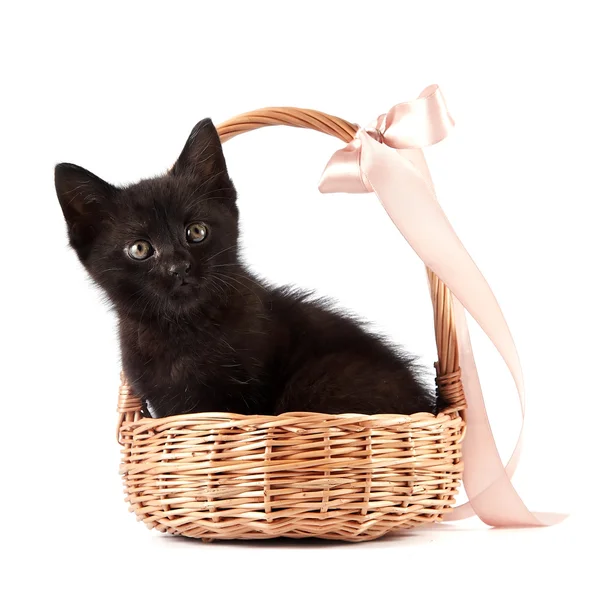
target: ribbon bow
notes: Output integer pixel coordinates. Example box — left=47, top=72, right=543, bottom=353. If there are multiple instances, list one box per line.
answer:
left=319, top=85, right=564, bottom=527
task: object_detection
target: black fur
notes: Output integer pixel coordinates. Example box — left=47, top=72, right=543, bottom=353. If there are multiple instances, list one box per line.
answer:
left=55, top=119, right=442, bottom=418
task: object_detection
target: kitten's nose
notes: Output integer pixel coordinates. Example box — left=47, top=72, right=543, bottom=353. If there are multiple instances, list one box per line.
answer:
left=168, top=261, right=191, bottom=278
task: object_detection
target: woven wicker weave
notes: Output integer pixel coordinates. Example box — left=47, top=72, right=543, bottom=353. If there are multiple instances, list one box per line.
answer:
left=117, top=108, right=467, bottom=542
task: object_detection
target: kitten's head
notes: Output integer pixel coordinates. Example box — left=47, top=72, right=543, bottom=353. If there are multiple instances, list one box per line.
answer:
left=55, top=119, right=239, bottom=317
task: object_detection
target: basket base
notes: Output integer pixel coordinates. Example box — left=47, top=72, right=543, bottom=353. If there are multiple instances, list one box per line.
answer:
left=139, top=511, right=452, bottom=543
left=120, top=411, right=464, bottom=543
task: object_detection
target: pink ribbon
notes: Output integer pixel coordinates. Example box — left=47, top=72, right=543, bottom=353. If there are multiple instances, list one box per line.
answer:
left=319, top=85, right=565, bottom=527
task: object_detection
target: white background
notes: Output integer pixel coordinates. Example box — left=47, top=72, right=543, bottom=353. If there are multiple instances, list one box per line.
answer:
left=1, top=1, right=599, bottom=598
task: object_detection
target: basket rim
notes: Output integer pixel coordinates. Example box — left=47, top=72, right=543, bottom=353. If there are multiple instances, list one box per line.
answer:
left=118, top=409, right=464, bottom=436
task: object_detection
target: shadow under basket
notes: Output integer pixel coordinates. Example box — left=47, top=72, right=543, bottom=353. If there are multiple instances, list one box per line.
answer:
left=117, top=107, right=467, bottom=542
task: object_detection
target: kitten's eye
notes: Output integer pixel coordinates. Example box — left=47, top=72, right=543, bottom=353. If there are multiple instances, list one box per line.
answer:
left=127, top=240, right=153, bottom=260
left=186, top=222, right=209, bottom=243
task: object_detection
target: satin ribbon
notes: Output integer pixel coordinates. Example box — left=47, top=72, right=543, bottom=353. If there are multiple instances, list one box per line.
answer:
left=319, top=85, right=565, bottom=527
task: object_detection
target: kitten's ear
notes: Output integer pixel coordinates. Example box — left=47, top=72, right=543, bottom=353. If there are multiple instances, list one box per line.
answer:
left=54, top=163, right=117, bottom=258
left=171, top=118, right=229, bottom=183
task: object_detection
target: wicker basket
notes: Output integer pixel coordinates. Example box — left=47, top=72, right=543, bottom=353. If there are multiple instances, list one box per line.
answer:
left=117, top=108, right=467, bottom=542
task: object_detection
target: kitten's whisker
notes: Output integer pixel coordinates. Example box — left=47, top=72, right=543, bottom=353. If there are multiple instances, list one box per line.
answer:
left=200, top=186, right=233, bottom=195
left=203, top=244, right=237, bottom=263
left=97, top=267, right=124, bottom=274
left=197, top=195, right=235, bottom=202
left=210, top=263, right=240, bottom=268
left=220, top=271, right=268, bottom=293
left=208, top=279, right=228, bottom=298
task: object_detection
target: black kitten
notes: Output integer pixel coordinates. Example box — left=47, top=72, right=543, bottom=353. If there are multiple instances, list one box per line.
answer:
left=55, top=119, right=442, bottom=418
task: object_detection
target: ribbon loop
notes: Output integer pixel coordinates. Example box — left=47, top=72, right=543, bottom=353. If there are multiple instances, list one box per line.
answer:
left=318, top=85, right=564, bottom=527
left=383, top=83, right=455, bottom=148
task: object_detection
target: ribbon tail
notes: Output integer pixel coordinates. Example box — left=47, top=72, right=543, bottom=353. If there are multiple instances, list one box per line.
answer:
left=447, top=298, right=565, bottom=526
left=357, top=131, right=566, bottom=527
